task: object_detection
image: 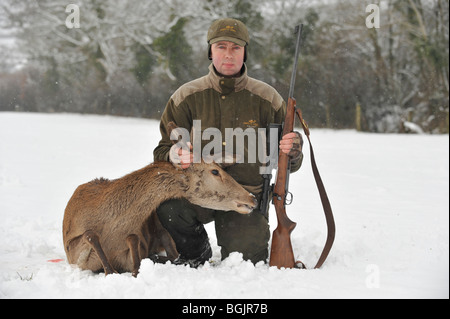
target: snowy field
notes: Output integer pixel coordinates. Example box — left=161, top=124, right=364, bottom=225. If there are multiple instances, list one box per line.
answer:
left=0, top=112, right=448, bottom=299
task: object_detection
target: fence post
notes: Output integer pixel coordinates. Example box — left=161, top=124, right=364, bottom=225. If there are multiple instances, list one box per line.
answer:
left=355, top=102, right=362, bottom=131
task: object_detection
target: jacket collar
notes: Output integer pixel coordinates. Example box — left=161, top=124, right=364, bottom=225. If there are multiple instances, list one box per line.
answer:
left=208, top=63, right=248, bottom=95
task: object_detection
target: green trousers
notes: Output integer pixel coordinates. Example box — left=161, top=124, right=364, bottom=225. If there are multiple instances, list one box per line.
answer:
left=156, top=198, right=270, bottom=265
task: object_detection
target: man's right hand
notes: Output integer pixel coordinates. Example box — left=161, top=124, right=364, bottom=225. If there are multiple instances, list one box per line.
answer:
left=169, top=142, right=194, bottom=169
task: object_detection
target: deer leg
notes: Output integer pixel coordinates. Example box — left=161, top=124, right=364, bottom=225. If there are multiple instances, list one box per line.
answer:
left=83, top=230, right=116, bottom=275
left=152, top=205, right=179, bottom=261
left=148, top=230, right=179, bottom=264
left=159, top=229, right=179, bottom=261
left=126, top=234, right=141, bottom=277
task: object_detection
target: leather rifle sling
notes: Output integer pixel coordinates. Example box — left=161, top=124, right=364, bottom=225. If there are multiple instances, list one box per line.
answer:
left=296, top=109, right=336, bottom=269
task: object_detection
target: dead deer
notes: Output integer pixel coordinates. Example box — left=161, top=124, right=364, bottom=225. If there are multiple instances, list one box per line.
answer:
left=63, top=123, right=257, bottom=277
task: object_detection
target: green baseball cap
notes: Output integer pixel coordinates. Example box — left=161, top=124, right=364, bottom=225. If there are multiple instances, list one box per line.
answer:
left=207, top=18, right=250, bottom=47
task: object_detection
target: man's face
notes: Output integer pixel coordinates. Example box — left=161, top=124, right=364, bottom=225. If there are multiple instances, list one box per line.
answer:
left=211, top=41, right=245, bottom=76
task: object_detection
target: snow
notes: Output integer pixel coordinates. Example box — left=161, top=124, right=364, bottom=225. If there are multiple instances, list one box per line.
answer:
left=0, top=112, right=448, bottom=299
left=403, top=121, right=425, bottom=134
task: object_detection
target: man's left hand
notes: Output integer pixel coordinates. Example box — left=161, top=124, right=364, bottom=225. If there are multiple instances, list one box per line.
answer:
left=279, top=131, right=303, bottom=161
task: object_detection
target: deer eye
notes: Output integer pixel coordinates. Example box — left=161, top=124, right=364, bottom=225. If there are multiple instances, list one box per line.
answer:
left=211, top=169, right=220, bottom=176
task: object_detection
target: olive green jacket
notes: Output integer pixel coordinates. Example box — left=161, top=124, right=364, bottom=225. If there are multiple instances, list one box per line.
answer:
left=154, top=64, right=302, bottom=195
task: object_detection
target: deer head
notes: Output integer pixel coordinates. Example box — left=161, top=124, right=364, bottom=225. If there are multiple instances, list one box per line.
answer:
left=168, top=121, right=257, bottom=214
left=182, top=161, right=257, bottom=214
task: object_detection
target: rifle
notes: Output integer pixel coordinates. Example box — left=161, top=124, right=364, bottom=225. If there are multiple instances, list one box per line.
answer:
left=269, top=24, right=336, bottom=269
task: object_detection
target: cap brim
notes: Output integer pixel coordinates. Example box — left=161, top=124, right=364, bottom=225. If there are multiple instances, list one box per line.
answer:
left=209, top=36, right=246, bottom=47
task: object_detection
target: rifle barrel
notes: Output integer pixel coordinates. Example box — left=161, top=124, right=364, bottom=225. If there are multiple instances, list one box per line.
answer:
left=288, top=24, right=303, bottom=99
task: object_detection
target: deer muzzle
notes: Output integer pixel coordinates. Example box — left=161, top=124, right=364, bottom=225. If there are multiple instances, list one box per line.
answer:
left=233, top=193, right=258, bottom=214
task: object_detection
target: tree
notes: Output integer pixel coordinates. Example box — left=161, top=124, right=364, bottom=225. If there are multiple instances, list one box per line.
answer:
left=0, top=0, right=448, bottom=133
left=153, top=18, right=195, bottom=84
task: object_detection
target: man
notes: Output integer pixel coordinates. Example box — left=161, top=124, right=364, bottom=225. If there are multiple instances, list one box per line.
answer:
left=153, top=18, right=303, bottom=267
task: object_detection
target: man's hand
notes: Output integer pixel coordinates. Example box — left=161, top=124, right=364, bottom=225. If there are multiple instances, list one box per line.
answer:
left=169, top=142, right=194, bottom=169
left=279, top=131, right=303, bottom=161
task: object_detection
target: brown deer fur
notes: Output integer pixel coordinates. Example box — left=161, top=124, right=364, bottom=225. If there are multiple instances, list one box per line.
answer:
left=63, top=160, right=257, bottom=277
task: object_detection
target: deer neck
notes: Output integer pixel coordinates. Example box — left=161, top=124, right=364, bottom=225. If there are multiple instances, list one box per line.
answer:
left=106, top=163, right=190, bottom=230
left=127, top=162, right=190, bottom=208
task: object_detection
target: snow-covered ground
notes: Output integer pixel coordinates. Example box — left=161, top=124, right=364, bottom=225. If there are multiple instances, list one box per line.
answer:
left=0, top=112, right=448, bottom=299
